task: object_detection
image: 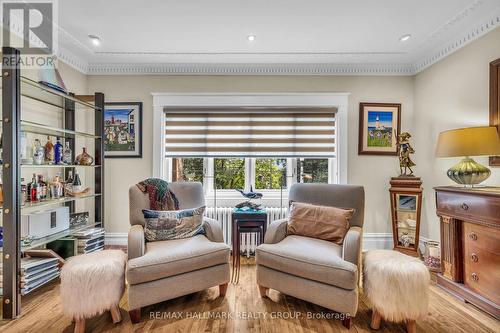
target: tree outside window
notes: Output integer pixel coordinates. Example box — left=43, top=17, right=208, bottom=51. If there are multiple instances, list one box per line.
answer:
left=255, top=158, right=287, bottom=190
left=297, top=158, right=328, bottom=183
left=215, top=158, right=245, bottom=189
left=172, top=158, right=204, bottom=182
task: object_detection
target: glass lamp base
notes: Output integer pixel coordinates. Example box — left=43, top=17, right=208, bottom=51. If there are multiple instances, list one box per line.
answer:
left=447, top=157, right=491, bottom=186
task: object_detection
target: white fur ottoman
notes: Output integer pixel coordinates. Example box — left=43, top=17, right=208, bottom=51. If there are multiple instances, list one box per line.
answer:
left=60, top=250, right=127, bottom=333
left=363, top=250, right=430, bottom=333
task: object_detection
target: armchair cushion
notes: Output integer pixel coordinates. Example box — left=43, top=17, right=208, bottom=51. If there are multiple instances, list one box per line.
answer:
left=127, top=235, right=230, bottom=285
left=287, top=201, right=354, bottom=244
left=142, top=206, right=205, bottom=242
left=256, top=235, right=358, bottom=290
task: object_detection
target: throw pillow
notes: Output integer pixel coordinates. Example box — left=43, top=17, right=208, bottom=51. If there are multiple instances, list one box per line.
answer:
left=287, top=201, right=354, bottom=244
left=142, top=206, right=206, bottom=242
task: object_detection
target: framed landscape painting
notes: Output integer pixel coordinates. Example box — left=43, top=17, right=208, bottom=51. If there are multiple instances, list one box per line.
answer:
left=358, top=102, right=401, bottom=155
left=104, top=102, right=143, bottom=158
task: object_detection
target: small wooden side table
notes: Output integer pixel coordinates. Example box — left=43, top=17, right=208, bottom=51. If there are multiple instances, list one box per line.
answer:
left=231, top=208, right=267, bottom=284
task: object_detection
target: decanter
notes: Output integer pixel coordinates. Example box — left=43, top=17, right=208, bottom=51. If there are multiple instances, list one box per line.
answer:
left=75, top=147, right=93, bottom=166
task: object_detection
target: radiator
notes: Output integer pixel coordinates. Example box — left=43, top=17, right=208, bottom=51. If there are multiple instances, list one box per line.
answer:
left=204, top=207, right=288, bottom=256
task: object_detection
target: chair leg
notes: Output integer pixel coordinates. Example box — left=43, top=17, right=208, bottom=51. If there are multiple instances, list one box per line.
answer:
left=74, top=318, right=85, bottom=333
left=407, top=320, right=416, bottom=333
left=129, top=308, right=141, bottom=324
left=110, top=304, right=122, bottom=324
left=371, top=309, right=382, bottom=329
left=342, top=317, right=352, bottom=329
left=258, top=285, right=268, bottom=298
left=219, top=283, right=228, bottom=298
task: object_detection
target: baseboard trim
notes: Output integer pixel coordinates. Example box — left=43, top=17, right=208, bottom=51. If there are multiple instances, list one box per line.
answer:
left=105, top=232, right=438, bottom=252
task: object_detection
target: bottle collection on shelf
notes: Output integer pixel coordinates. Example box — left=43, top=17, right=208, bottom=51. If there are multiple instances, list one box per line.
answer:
left=20, top=170, right=83, bottom=205
left=21, top=133, right=93, bottom=166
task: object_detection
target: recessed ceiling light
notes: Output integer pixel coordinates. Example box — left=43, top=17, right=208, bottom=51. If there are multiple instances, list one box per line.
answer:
left=399, top=34, right=411, bottom=42
left=247, top=35, right=256, bottom=42
left=88, top=35, right=101, bottom=46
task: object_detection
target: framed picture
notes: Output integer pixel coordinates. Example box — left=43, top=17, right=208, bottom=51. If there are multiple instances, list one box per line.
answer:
left=489, top=58, right=500, bottom=166
left=358, top=102, right=401, bottom=155
left=104, top=102, right=142, bottom=158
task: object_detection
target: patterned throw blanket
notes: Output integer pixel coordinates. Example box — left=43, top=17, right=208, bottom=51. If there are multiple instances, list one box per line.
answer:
left=136, top=178, right=179, bottom=211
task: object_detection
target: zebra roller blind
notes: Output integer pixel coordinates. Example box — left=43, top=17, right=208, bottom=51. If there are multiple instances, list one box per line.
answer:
left=164, top=108, right=336, bottom=157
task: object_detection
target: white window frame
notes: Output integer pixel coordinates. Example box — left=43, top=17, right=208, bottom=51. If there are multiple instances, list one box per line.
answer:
left=153, top=93, right=350, bottom=198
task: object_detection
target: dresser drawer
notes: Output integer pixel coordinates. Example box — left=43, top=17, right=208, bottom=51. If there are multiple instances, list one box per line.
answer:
left=436, top=191, right=500, bottom=225
left=463, top=222, right=500, bottom=304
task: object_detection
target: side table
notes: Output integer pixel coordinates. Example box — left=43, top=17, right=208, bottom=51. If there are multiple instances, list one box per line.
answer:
left=231, top=208, right=267, bottom=284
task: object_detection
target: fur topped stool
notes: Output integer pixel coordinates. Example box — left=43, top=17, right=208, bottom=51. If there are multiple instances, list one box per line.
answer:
left=60, top=250, right=127, bottom=333
left=363, top=250, right=430, bottom=333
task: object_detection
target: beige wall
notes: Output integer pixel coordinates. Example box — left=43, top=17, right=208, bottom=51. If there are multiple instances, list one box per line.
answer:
left=413, top=27, right=500, bottom=240
left=87, top=75, right=414, bottom=235
left=80, top=27, right=499, bottom=241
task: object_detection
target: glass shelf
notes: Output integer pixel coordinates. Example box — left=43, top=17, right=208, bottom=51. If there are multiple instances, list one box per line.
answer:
left=21, top=193, right=102, bottom=211
left=19, top=76, right=100, bottom=111
left=21, top=164, right=101, bottom=168
left=19, top=120, right=101, bottom=139
left=20, top=222, right=102, bottom=251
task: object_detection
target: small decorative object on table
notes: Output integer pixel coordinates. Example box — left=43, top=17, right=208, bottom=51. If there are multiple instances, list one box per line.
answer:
left=75, top=147, right=94, bottom=165
left=235, top=186, right=263, bottom=211
left=436, top=126, right=500, bottom=186
left=423, top=240, right=441, bottom=272
left=389, top=134, right=423, bottom=257
left=397, top=132, right=416, bottom=176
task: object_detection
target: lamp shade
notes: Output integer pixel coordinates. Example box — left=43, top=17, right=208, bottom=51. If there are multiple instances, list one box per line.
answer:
left=436, top=126, right=500, bottom=157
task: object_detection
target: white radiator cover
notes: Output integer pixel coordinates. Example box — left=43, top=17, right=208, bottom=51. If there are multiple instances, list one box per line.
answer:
left=204, top=207, right=288, bottom=256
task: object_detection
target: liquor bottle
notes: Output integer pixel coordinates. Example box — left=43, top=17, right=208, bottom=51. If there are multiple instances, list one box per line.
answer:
left=62, top=141, right=72, bottom=164
left=30, top=174, right=39, bottom=202
left=54, top=137, right=63, bottom=164
left=72, top=171, right=82, bottom=192
left=33, top=139, right=44, bottom=165
left=50, top=174, right=63, bottom=199
left=44, top=136, right=54, bottom=164
left=64, top=170, right=73, bottom=194
left=37, top=175, right=47, bottom=199
left=21, top=178, right=27, bottom=205
left=20, top=132, right=27, bottom=162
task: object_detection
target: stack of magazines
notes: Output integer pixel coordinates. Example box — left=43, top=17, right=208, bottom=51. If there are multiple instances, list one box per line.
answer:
left=0, top=257, right=60, bottom=296
left=72, top=227, right=105, bottom=254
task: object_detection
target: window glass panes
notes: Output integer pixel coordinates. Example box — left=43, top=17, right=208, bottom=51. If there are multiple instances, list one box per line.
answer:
left=255, top=158, right=287, bottom=190
left=172, top=158, right=204, bottom=182
left=297, top=158, right=328, bottom=183
left=214, top=158, right=245, bottom=189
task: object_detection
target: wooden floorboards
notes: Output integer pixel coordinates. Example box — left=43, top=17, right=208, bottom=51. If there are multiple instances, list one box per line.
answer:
left=0, top=258, right=498, bottom=333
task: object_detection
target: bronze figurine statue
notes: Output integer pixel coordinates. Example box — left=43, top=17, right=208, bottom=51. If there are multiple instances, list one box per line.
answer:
left=397, top=132, right=416, bottom=176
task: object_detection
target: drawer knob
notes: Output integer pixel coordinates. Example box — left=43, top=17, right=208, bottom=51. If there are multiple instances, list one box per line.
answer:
left=461, top=203, right=469, bottom=210
left=471, top=273, right=479, bottom=281
left=468, top=232, right=478, bottom=241
left=471, top=253, right=478, bottom=262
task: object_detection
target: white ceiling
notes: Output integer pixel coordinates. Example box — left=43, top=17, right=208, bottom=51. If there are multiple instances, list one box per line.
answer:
left=55, top=0, right=500, bottom=75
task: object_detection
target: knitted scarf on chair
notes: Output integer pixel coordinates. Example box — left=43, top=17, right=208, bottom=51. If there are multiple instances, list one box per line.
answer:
left=136, top=178, right=179, bottom=211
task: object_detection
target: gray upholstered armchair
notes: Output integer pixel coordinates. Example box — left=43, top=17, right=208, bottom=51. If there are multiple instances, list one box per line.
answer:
left=127, top=182, right=230, bottom=323
left=256, top=183, right=364, bottom=329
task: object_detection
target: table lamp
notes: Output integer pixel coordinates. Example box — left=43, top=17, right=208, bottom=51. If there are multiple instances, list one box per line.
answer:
left=435, top=126, right=500, bottom=186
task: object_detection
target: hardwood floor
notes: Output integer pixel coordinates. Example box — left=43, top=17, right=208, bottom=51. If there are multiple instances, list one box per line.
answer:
left=0, top=258, right=498, bottom=333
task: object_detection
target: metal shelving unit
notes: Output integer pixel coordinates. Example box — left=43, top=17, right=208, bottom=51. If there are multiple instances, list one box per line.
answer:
left=1, top=47, right=105, bottom=319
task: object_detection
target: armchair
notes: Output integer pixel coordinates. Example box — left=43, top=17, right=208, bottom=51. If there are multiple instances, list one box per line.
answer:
left=127, top=182, right=230, bottom=323
left=256, top=183, right=364, bottom=329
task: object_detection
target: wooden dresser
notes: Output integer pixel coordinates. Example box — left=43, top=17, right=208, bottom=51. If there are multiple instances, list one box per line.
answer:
left=435, top=186, right=500, bottom=318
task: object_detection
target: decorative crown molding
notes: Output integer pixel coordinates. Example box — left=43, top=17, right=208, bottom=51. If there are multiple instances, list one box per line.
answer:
left=53, top=3, right=500, bottom=76
left=86, top=63, right=416, bottom=76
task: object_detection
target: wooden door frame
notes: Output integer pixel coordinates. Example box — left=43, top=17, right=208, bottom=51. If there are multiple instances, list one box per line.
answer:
left=490, top=58, right=500, bottom=166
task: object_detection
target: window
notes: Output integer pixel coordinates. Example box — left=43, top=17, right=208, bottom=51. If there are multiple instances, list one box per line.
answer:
left=214, top=158, right=245, bottom=190
left=255, top=158, right=287, bottom=190
left=297, top=158, right=329, bottom=183
left=171, top=158, right=204, bottom=182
